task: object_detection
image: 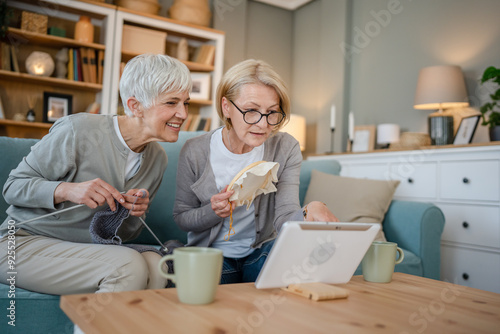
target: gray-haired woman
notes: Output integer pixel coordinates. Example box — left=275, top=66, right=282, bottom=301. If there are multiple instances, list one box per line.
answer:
left=0, top=54, right=191, bottom=296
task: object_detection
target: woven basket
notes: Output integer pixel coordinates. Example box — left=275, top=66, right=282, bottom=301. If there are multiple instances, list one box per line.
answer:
left=390, top=132, right=431, bottom=149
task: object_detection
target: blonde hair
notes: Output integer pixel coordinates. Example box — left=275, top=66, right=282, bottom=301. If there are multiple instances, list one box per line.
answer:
left=216, top=59, right=290, bottom=132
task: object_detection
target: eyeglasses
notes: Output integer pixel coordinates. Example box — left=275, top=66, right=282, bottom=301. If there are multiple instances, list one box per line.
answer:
left=229, top=100, right=285, bottom=126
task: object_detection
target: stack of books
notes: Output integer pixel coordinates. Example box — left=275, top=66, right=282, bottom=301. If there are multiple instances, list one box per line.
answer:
left=67, top=48, right=104, bottom=84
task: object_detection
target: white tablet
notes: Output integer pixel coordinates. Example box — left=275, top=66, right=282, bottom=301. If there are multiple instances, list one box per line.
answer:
left=255, top=222, right=380, bottom=289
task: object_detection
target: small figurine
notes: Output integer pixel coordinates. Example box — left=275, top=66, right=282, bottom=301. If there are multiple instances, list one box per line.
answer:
left=55, top=47, right=69, bottom=79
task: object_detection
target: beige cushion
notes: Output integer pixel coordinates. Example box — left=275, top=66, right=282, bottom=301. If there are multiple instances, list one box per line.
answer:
left=304, top=170, right=400, bottom=241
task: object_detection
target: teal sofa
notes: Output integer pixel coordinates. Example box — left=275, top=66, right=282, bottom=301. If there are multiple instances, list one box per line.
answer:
left=0, top=133, right=444, bottom=333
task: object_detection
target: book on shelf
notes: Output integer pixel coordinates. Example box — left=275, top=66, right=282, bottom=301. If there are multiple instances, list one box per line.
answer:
left=80, top=48, right=90, bottom=83
left=75, top=49, right=82, bottom=81
left=9, top=45, right=20, bottom=73
left=188, top=114, right=201, bottom=131
left=194, top=45, right=215, bottom=65
left=97, top=50, right=104, bottom=84
left=67, top=48, right=74, bottom=80
left=89, top=49, right=97, bottom=84
left=196, top=117, right=207, bottom=131
left=1, top=42, right=11, bottom=71
left=180, top=114, right=193, bottom=131
left=203, top=118, right=211, bottom=131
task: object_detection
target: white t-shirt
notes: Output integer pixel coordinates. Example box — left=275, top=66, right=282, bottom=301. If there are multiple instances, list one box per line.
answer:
left=210, top=128, right=264, bottom=258
left=113, top=116, right=142, bottom=182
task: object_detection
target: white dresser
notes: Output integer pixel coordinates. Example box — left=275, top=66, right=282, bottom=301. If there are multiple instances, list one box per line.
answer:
left=308, top=144, right=500, bottom=293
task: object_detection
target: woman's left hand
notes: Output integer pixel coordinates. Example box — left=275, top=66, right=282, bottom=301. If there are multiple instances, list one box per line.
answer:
left=304, top=201, right=339, bottom=222
left=122, top=189, right=150, bottom=217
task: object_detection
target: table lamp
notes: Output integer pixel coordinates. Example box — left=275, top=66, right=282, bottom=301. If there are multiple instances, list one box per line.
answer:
left=281, top=114, right=306, bottom=151
left=414, top=65, right=469, bottom=145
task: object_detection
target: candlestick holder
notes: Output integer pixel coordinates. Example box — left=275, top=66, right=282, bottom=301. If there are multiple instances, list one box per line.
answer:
left=329, top=128, right=335, bottom=153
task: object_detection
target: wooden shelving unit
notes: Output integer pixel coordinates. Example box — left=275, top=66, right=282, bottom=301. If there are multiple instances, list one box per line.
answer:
left=0, top=119, right=51, bottom=139
left=2, top=0, right=225, bottom=136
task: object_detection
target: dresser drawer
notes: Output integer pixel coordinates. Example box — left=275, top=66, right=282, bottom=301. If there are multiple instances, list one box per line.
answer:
left=438, top=204, right=500, bottom=248
left=441, top=245, right=500, bottom=293
left=389, top=162, right=437, bottom=199
left=341, top=163, right=388, bottom=180
left=439, top=160, right=500, bottom=201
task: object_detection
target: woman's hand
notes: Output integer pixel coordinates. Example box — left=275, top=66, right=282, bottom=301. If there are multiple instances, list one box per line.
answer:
left=54, top=178, right=125, bottom=211
left=122, top=189, right=149, bottom=217
left=211, top=185, right=234, bottom=218
left=304, top=201, right=339, bottom=222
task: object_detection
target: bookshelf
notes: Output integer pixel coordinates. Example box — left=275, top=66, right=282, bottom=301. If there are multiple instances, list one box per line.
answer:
left=110, top=8, right=225, bottom=130
left=1, top=0, right=115, bottom=123
left=2, top=0, right=224, bottom=134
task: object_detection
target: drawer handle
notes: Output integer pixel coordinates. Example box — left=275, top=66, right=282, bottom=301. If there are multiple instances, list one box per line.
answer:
left=462, top=177, right=470, bottom=184
left=462, top=273, right=469, bottom=280
left=408, top=178, right=414, bottom=184
left=462, top=222, right=469, bottom=228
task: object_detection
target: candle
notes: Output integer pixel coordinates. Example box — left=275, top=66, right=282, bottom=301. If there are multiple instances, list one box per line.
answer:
left=330, top=105, right=336, bottom=129
left=348, top=112, right=354, bottom=140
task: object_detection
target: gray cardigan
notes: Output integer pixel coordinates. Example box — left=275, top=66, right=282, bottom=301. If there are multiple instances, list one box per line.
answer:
left=1, top=114, right=167, bottom=243
left=173, top=129, right=304, bottom=249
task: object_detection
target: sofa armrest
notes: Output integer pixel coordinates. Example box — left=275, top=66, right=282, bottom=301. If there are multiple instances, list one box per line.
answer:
left=383, top=200, right=445, bottom=280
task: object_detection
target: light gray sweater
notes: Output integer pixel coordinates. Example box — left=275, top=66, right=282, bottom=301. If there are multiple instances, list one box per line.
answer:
left=0, top=114, right=167, bottom=243
left=173, top=129, right=304, bottom=249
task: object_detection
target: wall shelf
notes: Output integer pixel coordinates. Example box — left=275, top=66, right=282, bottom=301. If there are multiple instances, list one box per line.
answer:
left=7, top=28, right=106, bottom=50
left=0, top=70, right=103, bottom=91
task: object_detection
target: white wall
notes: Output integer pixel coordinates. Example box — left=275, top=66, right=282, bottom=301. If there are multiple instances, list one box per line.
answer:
left=212, top=0, right=500, bottom=153
left=347, top=0, right=500, bottom=145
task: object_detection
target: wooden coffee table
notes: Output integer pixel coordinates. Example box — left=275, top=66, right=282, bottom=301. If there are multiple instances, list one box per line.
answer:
left=60, top=273, right=500, bottom=333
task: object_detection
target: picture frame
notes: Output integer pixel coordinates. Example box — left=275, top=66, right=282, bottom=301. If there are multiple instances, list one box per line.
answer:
left=453, top=115, right=480, bottom=145
left=349, top=125, right=376, bottom=152
left=43, top=92, right=72, bottom=123
left=190, top=72, right=211, bottom=101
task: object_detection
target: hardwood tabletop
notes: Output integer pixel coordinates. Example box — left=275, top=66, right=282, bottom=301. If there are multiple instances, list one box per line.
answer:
left=60, top=273, right=500, bottom=333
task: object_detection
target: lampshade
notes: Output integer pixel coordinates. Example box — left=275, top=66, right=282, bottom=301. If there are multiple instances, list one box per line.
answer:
left=414, top=65, right=469, bottom=110
left=377, top=124, right=400, bottom=145
left=281, top=114, right=306, bottom=151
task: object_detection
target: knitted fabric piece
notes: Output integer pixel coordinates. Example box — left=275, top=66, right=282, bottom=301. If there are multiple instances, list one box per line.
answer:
left=89, top=201, right=164, bottom=256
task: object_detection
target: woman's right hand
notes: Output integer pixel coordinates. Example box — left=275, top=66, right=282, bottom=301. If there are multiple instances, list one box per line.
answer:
left=211, top=185, right=234, bottom=218
left=54, top=178, right=125, bottom=211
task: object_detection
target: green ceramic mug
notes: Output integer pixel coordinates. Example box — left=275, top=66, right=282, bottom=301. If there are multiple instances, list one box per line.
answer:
left=361, top=241, right=404, bottom=283
left=158, top=247, right=223, bottom=304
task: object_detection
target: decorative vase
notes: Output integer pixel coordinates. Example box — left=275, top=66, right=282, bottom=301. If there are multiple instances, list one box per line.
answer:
left=26, top=109, right=36, bottom=122
left=490, top=126, right=500, bottom=142
left=169, top=0, right=212, bottom=27
left=74, top=16, right=94, bottom=43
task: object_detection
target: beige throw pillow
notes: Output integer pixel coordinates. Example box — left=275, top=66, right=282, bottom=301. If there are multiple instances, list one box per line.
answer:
left=303, top=170, right=400, bottom=241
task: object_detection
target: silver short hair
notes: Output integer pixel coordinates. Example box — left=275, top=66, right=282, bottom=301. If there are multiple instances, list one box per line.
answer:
left=120, top=54, right=192, bottom=116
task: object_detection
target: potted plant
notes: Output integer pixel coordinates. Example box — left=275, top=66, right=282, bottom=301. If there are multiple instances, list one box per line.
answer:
left=480, top=66, right=500, bottom=141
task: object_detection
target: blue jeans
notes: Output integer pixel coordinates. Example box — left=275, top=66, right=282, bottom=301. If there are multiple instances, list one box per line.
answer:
left=220, top=240, right=275, bottom=284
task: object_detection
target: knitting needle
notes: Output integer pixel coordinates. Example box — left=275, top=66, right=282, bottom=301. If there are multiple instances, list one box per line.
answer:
left=0, top=203, right=87, bottom=231
left=126, top=191, right=168, bottom=252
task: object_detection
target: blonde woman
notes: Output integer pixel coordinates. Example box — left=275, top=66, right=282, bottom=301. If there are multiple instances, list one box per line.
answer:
left=174, top=59, right=338, bottom=284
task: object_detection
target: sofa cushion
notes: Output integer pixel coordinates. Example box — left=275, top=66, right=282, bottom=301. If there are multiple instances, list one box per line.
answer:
left=0, top=137, right=40, bottom=222
left=304, top=170, right=400, bottom=241
left=299, top=160, right=341, bottom=206
left=0, top=285, right=72, bottom=333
